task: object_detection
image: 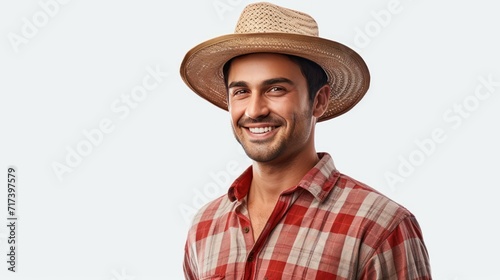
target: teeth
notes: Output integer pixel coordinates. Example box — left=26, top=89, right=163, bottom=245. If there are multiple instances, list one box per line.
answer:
left=249, top=126, right=274, bottom=134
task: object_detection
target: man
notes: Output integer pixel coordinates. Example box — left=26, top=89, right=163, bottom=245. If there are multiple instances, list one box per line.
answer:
left=180, top=2, right=431, bottom=279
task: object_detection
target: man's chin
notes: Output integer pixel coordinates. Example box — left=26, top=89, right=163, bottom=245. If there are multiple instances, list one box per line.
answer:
left=240, top=145, right=281, bottom=163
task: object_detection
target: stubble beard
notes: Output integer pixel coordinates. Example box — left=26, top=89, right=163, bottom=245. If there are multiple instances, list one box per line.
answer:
left=235, top=131, right=286, bottom=163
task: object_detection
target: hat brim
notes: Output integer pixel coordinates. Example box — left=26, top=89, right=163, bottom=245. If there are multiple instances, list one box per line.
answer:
left=180, top=33, right=370, bottom=122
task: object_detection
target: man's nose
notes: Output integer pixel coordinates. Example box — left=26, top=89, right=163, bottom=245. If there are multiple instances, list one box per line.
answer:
left=245, top=93, right=270, bottom=120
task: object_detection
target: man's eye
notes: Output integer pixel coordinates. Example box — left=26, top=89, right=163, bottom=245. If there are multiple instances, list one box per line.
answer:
left=232, top=89, right=247, bottom=96
left=267, top=86, right=286, bottom=95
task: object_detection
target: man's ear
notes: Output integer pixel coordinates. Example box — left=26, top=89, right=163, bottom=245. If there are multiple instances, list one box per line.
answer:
left=312, top=84, right=330, bottom=118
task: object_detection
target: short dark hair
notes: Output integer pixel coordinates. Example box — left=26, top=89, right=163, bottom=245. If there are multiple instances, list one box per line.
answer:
left=223, top=53, right=328, bottom=103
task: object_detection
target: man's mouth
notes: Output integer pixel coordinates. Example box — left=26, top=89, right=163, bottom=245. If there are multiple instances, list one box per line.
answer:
left=248, top=126, right=276, bottom=134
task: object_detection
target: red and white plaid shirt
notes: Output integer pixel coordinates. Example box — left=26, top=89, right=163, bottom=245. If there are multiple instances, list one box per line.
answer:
left=184, top=153, right=431, bottom=279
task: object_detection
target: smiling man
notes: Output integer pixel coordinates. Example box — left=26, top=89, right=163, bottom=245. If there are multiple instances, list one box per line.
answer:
left=180, top=2, right=431, bottom=279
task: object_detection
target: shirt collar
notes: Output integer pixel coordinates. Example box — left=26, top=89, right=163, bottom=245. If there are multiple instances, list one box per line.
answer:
left=227, top=152, right=340, bottom=202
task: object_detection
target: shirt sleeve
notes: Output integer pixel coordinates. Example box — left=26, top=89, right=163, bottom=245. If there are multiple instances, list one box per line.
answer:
left=183, top=240, right=198, bottom=280
left=358, top=215, right=432, bottom=280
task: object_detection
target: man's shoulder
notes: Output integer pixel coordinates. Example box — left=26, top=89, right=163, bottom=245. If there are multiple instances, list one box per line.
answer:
left=189, top=192, right=234, bottom=227
left=330, top=172, right=415, bottom=227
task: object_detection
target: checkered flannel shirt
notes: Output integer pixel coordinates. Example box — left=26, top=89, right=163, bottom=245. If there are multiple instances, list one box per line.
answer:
left=184, top=153, right=431, bottom=279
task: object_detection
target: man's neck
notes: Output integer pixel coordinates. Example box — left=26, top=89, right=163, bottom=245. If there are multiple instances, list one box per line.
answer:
left=249, top=149, right=320, bottom=205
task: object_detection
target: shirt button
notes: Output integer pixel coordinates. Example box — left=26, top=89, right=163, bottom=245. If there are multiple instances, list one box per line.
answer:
left=243, top=227, right=250, bottom=233
left=247, top=252, right=254, bottom=262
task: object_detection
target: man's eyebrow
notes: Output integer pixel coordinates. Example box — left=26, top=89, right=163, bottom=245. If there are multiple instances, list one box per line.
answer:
left=228, top=81, right=248, bottom=89
left=262, top=77, right=294, bottom=86
left=227, top=78, right=294, bottom=89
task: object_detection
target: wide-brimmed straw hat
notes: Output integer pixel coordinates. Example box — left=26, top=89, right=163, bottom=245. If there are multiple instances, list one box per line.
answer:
left=180, top=2, right=370, bottom=122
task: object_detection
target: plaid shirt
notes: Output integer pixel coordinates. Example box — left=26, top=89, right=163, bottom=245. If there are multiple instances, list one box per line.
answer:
left=184, top=153, right=431, bottom=279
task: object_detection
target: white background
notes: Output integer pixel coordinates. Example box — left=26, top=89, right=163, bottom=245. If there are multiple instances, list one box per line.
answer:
left=1, top=0, right=499, bottom=279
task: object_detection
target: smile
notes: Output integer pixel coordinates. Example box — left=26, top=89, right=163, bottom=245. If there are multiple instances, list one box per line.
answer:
left=248, top=126, right=276, bottom=134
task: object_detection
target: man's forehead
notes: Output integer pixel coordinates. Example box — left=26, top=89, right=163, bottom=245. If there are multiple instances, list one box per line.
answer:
left=230, top=52, right=295, bottom=63
left=227, top=53, right=302, bottom=77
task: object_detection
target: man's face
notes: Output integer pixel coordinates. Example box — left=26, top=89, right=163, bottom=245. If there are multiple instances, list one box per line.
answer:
left=227, top=53, right=316, bottom=163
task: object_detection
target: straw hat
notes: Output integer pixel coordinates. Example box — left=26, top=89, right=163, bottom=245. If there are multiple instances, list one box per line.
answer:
left=180, top=2, right=370, bottom=122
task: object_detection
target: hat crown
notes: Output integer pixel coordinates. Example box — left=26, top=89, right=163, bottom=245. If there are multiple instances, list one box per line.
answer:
left=234, top=2, right=319, bottom=36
